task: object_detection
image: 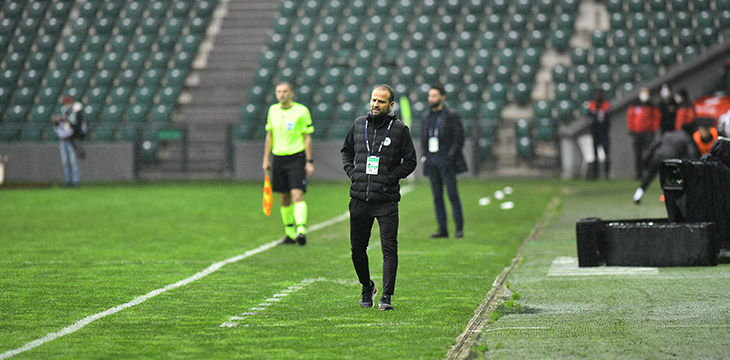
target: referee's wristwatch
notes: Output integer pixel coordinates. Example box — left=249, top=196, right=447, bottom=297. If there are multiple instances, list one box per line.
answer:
left=307, top=159, right=314, bottom=164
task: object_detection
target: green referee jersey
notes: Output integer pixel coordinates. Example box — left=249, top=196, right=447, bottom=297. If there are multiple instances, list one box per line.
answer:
left=265, top=102, right=314, bottom=156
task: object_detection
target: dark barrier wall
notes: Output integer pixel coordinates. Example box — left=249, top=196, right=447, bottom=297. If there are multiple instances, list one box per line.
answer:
left=233, top=140, right=474, bottom=180
left=0, top=143, right=135, bottom=182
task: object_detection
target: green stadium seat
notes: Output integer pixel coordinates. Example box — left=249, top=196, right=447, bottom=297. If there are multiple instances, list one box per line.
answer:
left=85, top=86, right=108, bottom=105
left=157, top=86, right=179, bottom=105
left=517, top=64, right=536, bottom=83
left=20, top=124, right=45, bottom=142
left=659, top=46, right=677, bottom=67
left=573, top=64, right=591, bottom=83
left=70, top=18, right=90, bottom=36
left=677, top=27, right=696, bottom=48
left=110, top=86, right=133, bottom=105
left=0, top=86, right=11, bottom=105
left=489, top=83, right=508, bottom=102
left=672, top=0, right=689, bottom=9
left=638, top=63, right=658, bottom=81
left=618, top=64, right=636, bottom=83
left=555, top=82, right=572, bottom=101
left=2, top=52, right=24, bottom=71
left=535, top=117, right=557, bottom=141
left=355, top=49, right=375, bottom=68
left=479, top=31, right=499, bottom=50
left=30, top=104, right=51, bottom=124
left=425, top=49, right=445, bottom=69
left=555, top=99, right=576, bottom=122
left=608, top=13, right=626, bottom=30
left=512, top=83, right=532, bottom=106
left=395, top=66, right=414, bottom=87
left=491, top=0, right=509, bottom=14
left=494, top=65, right=511, bottom=84
left=148, top=52, right=169, bottom=70
left=592, top=47, right=610, bottom=65
left=652, top=11, right=670, bottom=29
left=312, top=103, right=333, bottom=123
left=6, top=104, right=28, bottom=123
left=101, top=52, right=123, bottom=70
left=527, top=30, right=546, bottom=48
left=556, top=13, right=575, bottom=32
left=13, top=87, right=36, bottom=105
left=117, top=124, right=138, bottom=142
left=614, top=47, right=633, bottom=65
left=119, top=69, right=140, bottom=87
left=634, top=29, right=651, bottom=47
left=92, top=69, right=114, bottom=89
left=83, top=103, right=101, bottom=123
left=69, top=69, right=91, bottom=92
left=514, top=118, right=531, bottom=139
left=336, top=102, right=358, bottom=122
left=277, top=67, right=296, bottom=84
left=700, top=27, right=717, bottom=47
left=591, top=30, right=607, bottom=48
left=409, top=32, right=427, bottom=50
left=719, top=0, right=730, bottom=10
left=650, top=0, right=667, bottom=10
left=552, top=65, right=569, bottom=83
left=172, top=51, right=193, bottom=69
left=126, top=104, right=149, bottom=123
left=241, top=103, right=262, bottom=124
left=450, top=48, right=470, bottom=69
left=38, top=86, right=62, bottom=106
left=674, top=11, right=692, bottom=29
left=348, top=65, right=366, bottom=87
left=133, top=35, right=153, bottom=53
left=150, top=104, right=173, bottom=123
left=498, top=48, right=517, bottom=68
left=103, top=105, right=125, bottom=124
left=445, top=65, right=462, bottom=84
left=637, top=46, right=655, bottom=65
left=551, top=30, right=569, bottom=52
left=693, top=0, right=710, bottom=10
left=21, top=69, right=43, bottom=88
left=148, top=0, right=169, bottom=18
left=504, top=30, right=522, bottom=49
left=596, top=64, right=614, bottom=83
left=682, top=45, right=699, bottom=61
left=373, top=67, right=393, bottom=86
left=655, top=28, right=674, bottom=47
left=343, top=84, right=361, bottom=103
left=18, top=18, right=40, bottom=35
left=470, top=65, right=488, bottom=83
left=719, top=10, right=730, bottom=28
left=571, top=48, right=588, bottom=66
left=627, top=0, right=645, bottom=12
left=534, top=100, right=553, bottom=119
left=279, top=0, right=297, bottom=18
left=575, top=82, right=594, bottom=104
left=319, top=16, right=338, bottom=35
left=300, top=67, right=320, bottom=87
left=366, top=15, right=385, bottom=35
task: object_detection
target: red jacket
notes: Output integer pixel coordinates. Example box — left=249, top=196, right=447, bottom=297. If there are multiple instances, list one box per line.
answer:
left=675, top=104, right=696, bottom=131
left=627, top=102, right=660, bottom=133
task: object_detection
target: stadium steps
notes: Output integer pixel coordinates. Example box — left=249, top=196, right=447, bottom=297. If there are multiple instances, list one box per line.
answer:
left=152, top=0, right=279, bottom=178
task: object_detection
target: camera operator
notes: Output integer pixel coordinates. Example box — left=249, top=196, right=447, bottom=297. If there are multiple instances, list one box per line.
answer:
left=53, top=96, right=86, bottom=187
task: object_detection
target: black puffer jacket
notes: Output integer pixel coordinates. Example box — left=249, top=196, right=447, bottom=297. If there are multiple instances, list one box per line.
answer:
left=341, top=113, right=417, bottom=202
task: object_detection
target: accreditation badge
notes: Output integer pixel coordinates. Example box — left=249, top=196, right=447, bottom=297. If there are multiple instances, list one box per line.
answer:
left=428, top=136, right=439, bottom=153
left=366, top=156, right=380, bottom=175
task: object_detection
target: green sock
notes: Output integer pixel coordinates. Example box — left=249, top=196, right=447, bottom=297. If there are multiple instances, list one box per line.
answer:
left=293, top=201, right=308, bottom=235
left=281, top=205, right=296, bottom=239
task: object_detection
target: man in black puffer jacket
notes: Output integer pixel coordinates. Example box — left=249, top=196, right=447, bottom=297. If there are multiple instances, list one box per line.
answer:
left=341, top=84, right=417, bottom=311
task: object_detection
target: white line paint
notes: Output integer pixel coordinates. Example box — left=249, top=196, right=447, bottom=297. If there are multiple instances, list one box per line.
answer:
left=1, top=184, right=416, bottom=359
left=219, top=277, right=326, bottom=328
left=547, top=256, right=659, bottom=276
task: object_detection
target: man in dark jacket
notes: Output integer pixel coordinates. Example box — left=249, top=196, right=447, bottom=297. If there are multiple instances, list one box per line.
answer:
left=633, top=124, right=700, bottom=204
left=341, top=84, right=417, bottom=311
left=421, top=84, right=467, bottom=238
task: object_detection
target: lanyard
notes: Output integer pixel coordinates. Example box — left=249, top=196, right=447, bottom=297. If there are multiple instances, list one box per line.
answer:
left=365, top=118, right=393, bottom=157
left=429, top=113, right=442, bottom=138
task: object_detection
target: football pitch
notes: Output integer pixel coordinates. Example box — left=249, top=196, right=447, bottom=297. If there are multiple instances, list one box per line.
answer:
left=2, top=178, right=728, bottom=359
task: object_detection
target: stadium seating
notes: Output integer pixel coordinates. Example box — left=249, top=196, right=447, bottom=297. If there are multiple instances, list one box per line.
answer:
left=1, top=0, right=218, bottom=141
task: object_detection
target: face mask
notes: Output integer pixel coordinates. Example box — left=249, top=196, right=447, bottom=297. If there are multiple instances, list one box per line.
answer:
left=675, top=95, right=683, bottom=104
left=660, top=88, right=671, bottom=99
left=639, top=93, right=649, bottom=103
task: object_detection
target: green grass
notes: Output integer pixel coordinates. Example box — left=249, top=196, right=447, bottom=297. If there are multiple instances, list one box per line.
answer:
left=481, top=180, right=730, bottom=359
left=0, top=179, right=557, bottom=359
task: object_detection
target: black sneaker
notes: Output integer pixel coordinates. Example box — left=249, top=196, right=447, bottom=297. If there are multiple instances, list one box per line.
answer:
left=430, top=230, right=448, bottom=238
left=280, top=236, right=296, bottom=245
left=360, top=281, right=377, bottom=308
left=455, top=230, right=464, bottom=238
left=378, top=295, right=394, bottom=311
left=296, top=233, right=307, bottom=246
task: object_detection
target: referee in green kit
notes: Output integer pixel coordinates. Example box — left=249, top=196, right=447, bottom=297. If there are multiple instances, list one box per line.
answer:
left=262, top=82, right=315, bottom=245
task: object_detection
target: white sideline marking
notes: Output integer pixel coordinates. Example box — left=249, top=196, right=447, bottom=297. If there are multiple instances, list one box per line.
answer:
left=219, top=277, right=325, bottom=328
left=1, top=184, right=415, bottom=359
left=547, top=257, right=659, bottom=276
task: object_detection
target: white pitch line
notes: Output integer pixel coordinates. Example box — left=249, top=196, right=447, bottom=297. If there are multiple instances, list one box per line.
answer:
left=1, top=184, right=416, bottom=359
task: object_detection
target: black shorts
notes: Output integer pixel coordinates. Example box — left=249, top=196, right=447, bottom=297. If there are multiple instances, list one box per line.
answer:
left=271, top=151, right=307, bottom=193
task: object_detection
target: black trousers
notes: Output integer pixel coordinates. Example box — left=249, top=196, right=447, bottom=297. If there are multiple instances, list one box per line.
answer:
left=349, top=198, right=399, bottom=296
left=590, top=124, right=610, bottom=179
left=427, top=165, right=463, bottom=232
left=631, top=132, right=654, bottom=179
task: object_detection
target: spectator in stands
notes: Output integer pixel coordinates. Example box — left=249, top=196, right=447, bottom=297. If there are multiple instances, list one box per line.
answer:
left=627, top=87, right=660, bottom=179
left=262, top=82, right=315, bottom=246
left=693, top=117, right=719, bottom=156
left=658, top=83, right=678, bottom=133
left=674, top=88, right=696, bottom=131
left=53, top=96, right=85, bottom=187
left=341, top=84, right=417, bottom=311
left=633, top=124, right=700, bottom=204
left=587, top=89, right=611, bottom=180
left=420, top=84, right=467, bottom=239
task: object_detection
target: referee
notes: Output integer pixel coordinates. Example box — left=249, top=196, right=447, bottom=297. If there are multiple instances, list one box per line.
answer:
left=262, top=82, right=315, bottom=245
